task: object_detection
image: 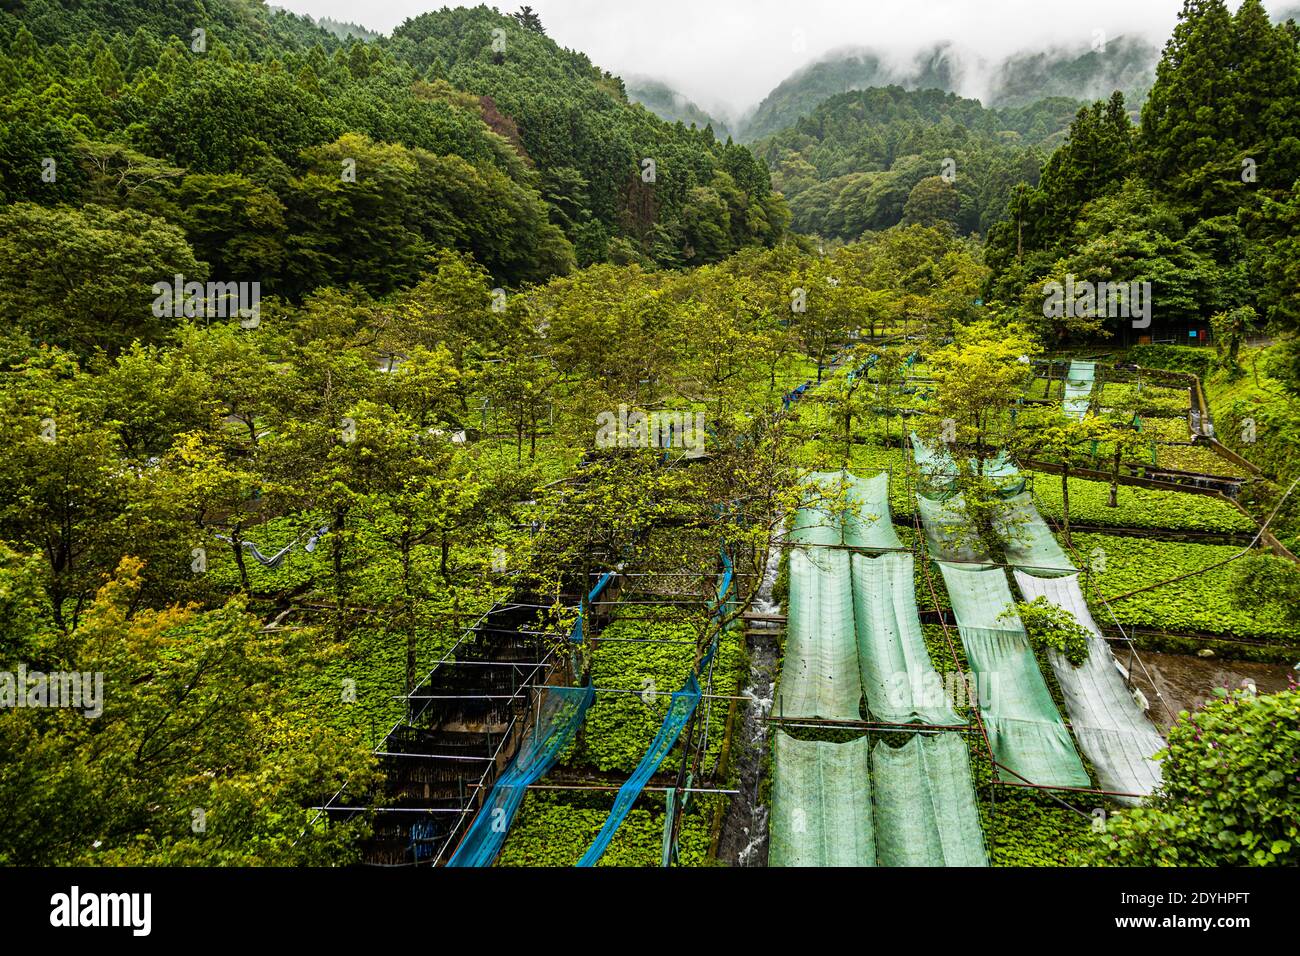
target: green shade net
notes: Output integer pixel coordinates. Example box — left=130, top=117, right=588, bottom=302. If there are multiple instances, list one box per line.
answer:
left=911, top=437, right=1089, bottom=788
left=938, top=559, right=1090, bottom=788
left=843, top=472, right=959, bottom=725
left=1063, top=360, right=1096, bottom=420
left=769, top=731, right=875, bottom=867
left=841, top=472, right=897, bottom=550
left=984, top=464, right=1164, bottom=800
left=1012, top=570, right=1164, bottom=803
left=780, top=546, right=862, bottom=720
left=853, top=552, right=960, bottom=725
left=789, top=471, right=849, bottom=546
left=775, top=469, right=989, bottom=865
left=917, top=494, right=985, bottom=566
left=981, top=449, right=1027, bottom=498
left=871, top=734, right=988, bottom=866
left=779, top=473, right=863, bottom=721
left=993, top=493, right=1076, bottom=577
left=955, top=618, right=1091, bottom=789
left=911, top=433, right=959, bottom=501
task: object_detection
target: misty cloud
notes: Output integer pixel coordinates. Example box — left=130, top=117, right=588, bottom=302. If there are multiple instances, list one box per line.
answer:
left=274, top=0, right=1299, bottom=119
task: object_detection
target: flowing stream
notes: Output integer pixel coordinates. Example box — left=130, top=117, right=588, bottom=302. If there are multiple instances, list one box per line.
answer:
left=716, top=526, right=782, bottom=866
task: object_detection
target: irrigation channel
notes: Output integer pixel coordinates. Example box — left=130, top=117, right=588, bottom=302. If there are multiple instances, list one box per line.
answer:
left=1130, top=652, right=1296, bottom=729
left=716, top=523, right=782, bottom=866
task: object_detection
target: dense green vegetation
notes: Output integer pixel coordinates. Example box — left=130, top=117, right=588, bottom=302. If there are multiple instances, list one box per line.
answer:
left=737, top=36, right=1159, bottom=144
left=627, top=78, right=733, bottom=141
left=753, top=87, right=1079, bottom=239
left=1085, top=686, right=1300, bottom=865
left=0, top=0, right=788, bottom=331
left=1, top=0, right=1297, bottom=872
left=498, top=791, right=720, bottom=866
left=1076, top=533, right=1296, bottom=644
left=985, top=0, right=1300, bottom=349
left=1031, top=475, right=1253, bottom=534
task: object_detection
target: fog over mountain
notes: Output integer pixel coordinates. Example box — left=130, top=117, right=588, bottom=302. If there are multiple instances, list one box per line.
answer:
left=623, top=77, right=733, bottom=140
left=276, top=1, right=1300, bottom=140
left=733, top=34, right=1162, bottom=142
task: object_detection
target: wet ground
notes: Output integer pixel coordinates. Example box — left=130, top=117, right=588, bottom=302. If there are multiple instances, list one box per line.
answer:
left=1126, top=648, right=1296, bottom=729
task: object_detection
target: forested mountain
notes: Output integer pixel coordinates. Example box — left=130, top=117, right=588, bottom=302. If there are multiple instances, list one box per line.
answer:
left=737, top=37, right=1156, bottom=143
left=0, top=1, right=787, bottom=346
left=383, top=6, right=787, bottom=267
left=626, top=78, right=733, bottom=141
left=739, top=47, right=952, bottom=144
left=0, top=0, right=340, bottom=52
left=984, top=0, right=1300, bottom=353
left=752, top=86, right=1079, bottom=239
left=989, top=34, right=1159, bottom=108
left=309, top=16, right=383, bottom=43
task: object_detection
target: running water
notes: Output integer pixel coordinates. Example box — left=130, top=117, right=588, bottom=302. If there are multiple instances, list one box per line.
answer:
left=717, top=524, right=783, bottom=866
left=1126, top=650, right=1296, bottom=730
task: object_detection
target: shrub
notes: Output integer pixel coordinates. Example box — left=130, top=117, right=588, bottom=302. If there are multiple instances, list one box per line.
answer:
left=1008, top=596, right=1092, bottom=665
left=1082, top=686, right=1300, bottom=866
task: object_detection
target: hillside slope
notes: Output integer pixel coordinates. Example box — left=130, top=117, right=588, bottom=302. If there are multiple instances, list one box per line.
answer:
left=752, top=86, right=1079, bottom=239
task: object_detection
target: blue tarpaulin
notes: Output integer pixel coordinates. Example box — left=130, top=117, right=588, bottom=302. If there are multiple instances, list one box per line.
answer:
left=446, top=683, right=596, bottom=867
left=573, top=551, right=734, bottom=866
left=575, top=674, right=702, bottom=866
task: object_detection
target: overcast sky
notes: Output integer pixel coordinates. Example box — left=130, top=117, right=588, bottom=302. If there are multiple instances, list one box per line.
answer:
left=272, top=1, right=1295, bottom=118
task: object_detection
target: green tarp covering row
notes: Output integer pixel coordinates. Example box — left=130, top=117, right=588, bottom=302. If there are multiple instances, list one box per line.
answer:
left=781, top=546, right=862, bottom=720
left=910, top=436, right=1090, bottom=789
left=769, top=731, right=875, bottom=866
left=1012, top=571, right=1164, bottom=803
left=939, top=568, right=1092, bottom=789
left=1063, top=360, right=1096, bottom=419
left=841, top=472, right=901, bottom=550
left=781, top=471, right=957, bottom=724
left=871, top=734, right=988, bottom=866
left=853, top=552, right=960, bottom=725
left=917, top=493, right=986, bottom=566
left=772, top=470, right=987, bottom=866
left=770, top=730, right=988, bottom=867
left=845, top=472, right=961, bottom=726
left=985, top=457, right=1163, bottom=801
left=993, top=493, right=1076, bottom=576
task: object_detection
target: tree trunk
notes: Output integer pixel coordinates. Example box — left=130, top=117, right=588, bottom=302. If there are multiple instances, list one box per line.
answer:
left=1061, top=465, right=1073, bottom=548
left=332, top=506, right=347, bottom=642
left=402, top=533, right=416, bottom=697
left=231, top=523, right=250, bottom=593
left=1109, top=448, right=1121, bottom=508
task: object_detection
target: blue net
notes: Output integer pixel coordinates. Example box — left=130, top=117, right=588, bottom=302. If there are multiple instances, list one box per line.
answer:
left=446, top=683, right=595, bottom=867
left=576, top=674, right=702, bottom=866
left=571, top=571, right=616, bottom=643
left=574, top=550, right=733, bottom=866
